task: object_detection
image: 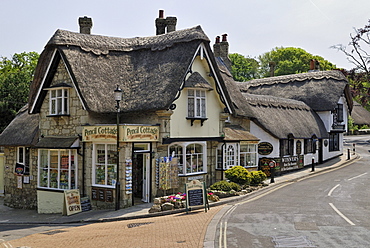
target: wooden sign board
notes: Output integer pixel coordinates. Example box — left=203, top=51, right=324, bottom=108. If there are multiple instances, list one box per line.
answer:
left=185, top=179, right=209, bottom=213
left=63, top=189, right=82, bottom=216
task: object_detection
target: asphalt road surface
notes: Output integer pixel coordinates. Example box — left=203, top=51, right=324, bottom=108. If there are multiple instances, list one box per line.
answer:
left=216, top=135, right=370, bottom=247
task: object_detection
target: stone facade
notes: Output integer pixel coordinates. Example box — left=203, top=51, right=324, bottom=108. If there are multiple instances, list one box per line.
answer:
left=3, top=147, right=38, bottom=209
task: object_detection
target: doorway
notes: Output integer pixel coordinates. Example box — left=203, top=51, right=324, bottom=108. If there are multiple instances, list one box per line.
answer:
left=132, top=143, right=151, bottom=204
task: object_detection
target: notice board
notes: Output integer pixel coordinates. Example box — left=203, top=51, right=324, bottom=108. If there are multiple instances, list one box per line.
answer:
left=185, top=179, right=209, bottom=213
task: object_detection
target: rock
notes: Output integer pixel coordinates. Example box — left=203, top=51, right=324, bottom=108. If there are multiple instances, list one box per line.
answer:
left=153, top=198, right=161, bottom=204
left=161, top=202, right=174, bottom=211
left=148, top=204, right=162, bottom=213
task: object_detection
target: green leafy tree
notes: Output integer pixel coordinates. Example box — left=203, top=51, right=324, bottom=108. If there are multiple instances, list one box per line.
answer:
left=0, top=52, right=39, bottom=132
left=258, top=47, right=336, bottom=78
left=229, top=53, right=259, bottom=81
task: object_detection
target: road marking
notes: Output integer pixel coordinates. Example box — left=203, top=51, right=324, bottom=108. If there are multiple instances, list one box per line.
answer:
left=328, top=184, right=340, bottom=196
left=348, top=172, right=368, bottom=181
left=329, top=203, right=355, bottom=226
left=219, top=221, right=228, bottom=248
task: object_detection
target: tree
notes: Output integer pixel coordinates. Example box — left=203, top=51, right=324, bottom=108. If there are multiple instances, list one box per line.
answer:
left=258, top=47, right=336, bottom=78
left=0, top=52, right=39, bottom=132
left=332, top=20, right=370, bottom=108
left=229, top=53, right=259, bottom=81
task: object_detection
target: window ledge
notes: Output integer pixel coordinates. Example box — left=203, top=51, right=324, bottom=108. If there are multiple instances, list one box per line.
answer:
left=186, top=117, right=208, bottom=126
left=46, top=114, right=70, bottom=117
left=178, top=172, right=207, bottom=177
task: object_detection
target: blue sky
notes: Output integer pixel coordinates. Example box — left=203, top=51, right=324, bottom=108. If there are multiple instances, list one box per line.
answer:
left=1, top=0, right=369, bottom=69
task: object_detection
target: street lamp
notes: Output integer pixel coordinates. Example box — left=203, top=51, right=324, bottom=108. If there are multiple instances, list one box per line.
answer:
left=114, top=85, right=122, bottom=210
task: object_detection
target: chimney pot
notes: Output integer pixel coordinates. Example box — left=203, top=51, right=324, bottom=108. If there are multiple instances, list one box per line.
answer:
left=159, top=10, right=164, bottom=19
left=78, top=16, right=93, bottom=34
left=222, top=34, right=228, bottom=42
left=215, top=36, right=220, bottom=44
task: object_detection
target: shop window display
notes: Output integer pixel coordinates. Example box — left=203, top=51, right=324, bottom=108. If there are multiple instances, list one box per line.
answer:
left=38, top=149, right=77, bottom=190
left=93, top=144, right=117, bottom=187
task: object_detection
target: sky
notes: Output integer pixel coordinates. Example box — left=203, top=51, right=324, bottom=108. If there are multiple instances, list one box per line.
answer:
left=1, top=0, right=370, bottom=70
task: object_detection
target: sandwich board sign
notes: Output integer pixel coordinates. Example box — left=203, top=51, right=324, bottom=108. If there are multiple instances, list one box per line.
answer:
left=185, top=179, right=209, bottom=213
left=63, top=189, right=82, bottom=216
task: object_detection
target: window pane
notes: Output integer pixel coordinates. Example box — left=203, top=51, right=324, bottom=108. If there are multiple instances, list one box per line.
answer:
left=18, top=148, right=24, bottom=163
left=39, top=150, right=49, bottom=187
left=188, top=98, right=194, bottom=117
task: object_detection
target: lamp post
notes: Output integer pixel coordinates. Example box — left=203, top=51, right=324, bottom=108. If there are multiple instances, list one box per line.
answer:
left=114, top=85, right=122, bottom=210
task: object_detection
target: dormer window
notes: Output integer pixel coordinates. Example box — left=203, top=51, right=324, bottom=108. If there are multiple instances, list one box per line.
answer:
left=48, top=86, right=70, bottom=116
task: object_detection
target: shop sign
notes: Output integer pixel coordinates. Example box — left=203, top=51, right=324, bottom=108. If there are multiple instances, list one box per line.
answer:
left=82, top=126, right=117, bottom=142
left=258, top=142, right=273, bottom=155
left=185, top=179, right=209, bottom=213
left=123, top=125, right=159, bottom=142
left=63, top=189, right=82, bottom=216
left=82, top=125, right=159, bottom=142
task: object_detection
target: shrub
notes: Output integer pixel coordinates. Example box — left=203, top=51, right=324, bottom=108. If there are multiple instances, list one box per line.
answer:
left=225, top=166, right=251, bottom=185
left=210, top=180, right=241, bottom=192
left=250, top=171, right=267, bottom=185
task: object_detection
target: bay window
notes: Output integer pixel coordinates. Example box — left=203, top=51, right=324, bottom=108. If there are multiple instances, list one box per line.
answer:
left=169, top=142, right=206, bottom=175
left=38, top=149, right=77, bottom=190
left=217, top=143, right=258, bottom=170
left=93, top=144, right=117, bottom=187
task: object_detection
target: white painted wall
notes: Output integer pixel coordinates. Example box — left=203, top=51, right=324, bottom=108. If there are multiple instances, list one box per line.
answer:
left=37, top=190, right=64, bottom=214
left=170, top=56, right=225, bottom=138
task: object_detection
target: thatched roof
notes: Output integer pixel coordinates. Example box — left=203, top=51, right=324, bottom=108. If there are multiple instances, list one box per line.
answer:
left=242, top=93, right=328, bottom=139
left=223, top=125, right=259, bottom=141
left=29, top=26, right=232, bottom=114
left=216, top=57, right=253, bottom=117
left=351, top=101, right=370, bottom=126
left=0, top=105, right=39, bottom=146
left=236, top=70, right=353, bottom=113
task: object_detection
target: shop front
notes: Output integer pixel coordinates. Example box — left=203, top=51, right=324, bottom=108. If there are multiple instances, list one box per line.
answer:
left=83, top=124, right=159, bottom=209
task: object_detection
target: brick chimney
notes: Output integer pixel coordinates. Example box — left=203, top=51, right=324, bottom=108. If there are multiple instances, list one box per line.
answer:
left=309, top=59, right=320, bottom=72
left=214, top=34, right=232, bottom=71
left=166, top=16, right=177, bottom=33
left=155, top=10, right=177, bottom=35
left=155, top=10, right=166, bottom=35
left=79, top=16, right=93, bottom=34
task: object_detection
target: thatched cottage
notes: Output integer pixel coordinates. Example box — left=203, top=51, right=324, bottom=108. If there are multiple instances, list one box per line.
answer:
left=0, top=11, right=352, bottom=212
left=0, top=12, right=262, bottom=212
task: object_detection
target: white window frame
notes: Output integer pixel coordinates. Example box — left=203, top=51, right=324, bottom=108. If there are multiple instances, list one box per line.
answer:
left=240, top=143, right=258, bottom=168
left=92, top=143, right=117, bottom=188
left=49, top=88, right=69, bottom=115
left=37, top=149, right=77, bottom=190
left=187, top=89, right=206, bottom=118
left=17, top=146, right=30, bottom=175
left=168, top=141, right=207, bottom=175
left=217, top=143, right=258, bottom=170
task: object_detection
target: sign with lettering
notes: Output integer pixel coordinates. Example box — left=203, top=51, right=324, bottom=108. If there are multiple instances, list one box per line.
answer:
left=185, top=180, right=209, bottom=213
left=63, top=189, right=82, bottom=216
left=258, top=142, right=273, bottom=155
left=82, top=125, right=159, bottom=142
left=83, top=126, right=117, bottom=142
left=123, top=125, right=159, bottom=142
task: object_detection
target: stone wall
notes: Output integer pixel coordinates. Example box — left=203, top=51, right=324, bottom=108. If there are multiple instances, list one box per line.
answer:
left=3, top=147, right=38, bottom=209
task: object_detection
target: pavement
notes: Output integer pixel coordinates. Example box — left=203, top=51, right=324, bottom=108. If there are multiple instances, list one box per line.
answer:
left=0, top=151, right=359, bottom=247
left=0, top=151, right=359, bottom=226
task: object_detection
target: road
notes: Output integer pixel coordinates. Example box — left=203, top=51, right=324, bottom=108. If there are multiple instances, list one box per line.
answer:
left=216, top=135, right=370, bottom=247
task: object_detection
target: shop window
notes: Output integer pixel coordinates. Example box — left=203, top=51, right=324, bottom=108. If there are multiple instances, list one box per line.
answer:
left=169, top=142, right=206, bottom=175
left=16, top=147, right=30, bottom=175
left=38, top=149, right=77, bottom=190
left=240, top=144, right=258, bottom=168
left=329, top=133, right=340, bottom=151
left=49, top=88, right=69, bottom=115
left=217, top=143, right=257, bottom=170
left=187, top=89, right=206, bottom=118
left=93, top=144, right=117, bottom=187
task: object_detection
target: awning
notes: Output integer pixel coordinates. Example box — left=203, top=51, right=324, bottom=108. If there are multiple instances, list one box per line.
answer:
left=35, top=136, right=80, bottom=149
left=223, top=125, right=259, bottom=142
